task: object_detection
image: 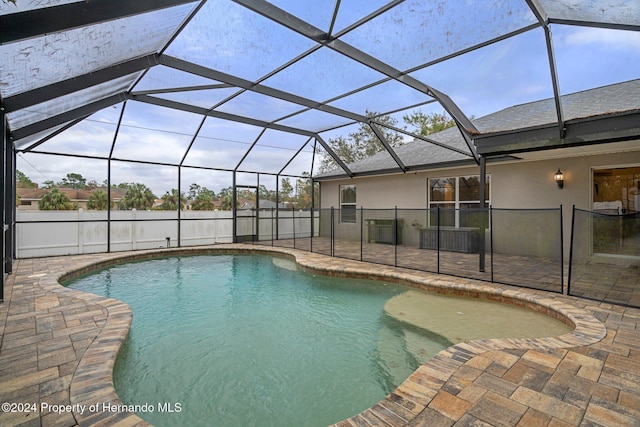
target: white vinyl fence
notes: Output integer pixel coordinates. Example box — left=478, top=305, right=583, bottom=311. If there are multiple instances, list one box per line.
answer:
left=16, top=209, right=316, bottom=258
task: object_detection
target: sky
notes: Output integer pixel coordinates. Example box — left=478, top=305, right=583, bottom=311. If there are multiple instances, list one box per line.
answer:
left=12, top=0, right=640, bottom=197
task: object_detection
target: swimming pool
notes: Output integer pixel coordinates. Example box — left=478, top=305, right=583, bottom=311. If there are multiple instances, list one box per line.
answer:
left=66, top=254, right=452, bottom=427
left=65, top=253, right=571, bottom=427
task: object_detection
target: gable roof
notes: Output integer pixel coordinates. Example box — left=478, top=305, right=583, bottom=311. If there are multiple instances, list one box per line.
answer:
left=316, top=79, right=640, bottom=180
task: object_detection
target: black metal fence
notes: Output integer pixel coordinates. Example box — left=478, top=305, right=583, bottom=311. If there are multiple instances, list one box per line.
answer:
left=569, top=207, right=640, bottom=307
left=255, top=207, right=564, bottom=293
left=15, top=203, right=638, bottom=306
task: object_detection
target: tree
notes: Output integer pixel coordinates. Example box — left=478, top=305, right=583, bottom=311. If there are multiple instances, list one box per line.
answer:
left=191, top=188, right=216, bottom=210
left=318, top=110, right=459, bottom=173
left=87, top=190, right=111, bottom=210
left=188, top=184, right=217, bottom=210
left=220, top=194, right=233, bottom=210
left=218, top=186, right=232, bottom=197
left=86, top=179, right=100, bottom=189
left=403, top=110, right=456, bottom=136
left=280, top=178, right=294, bottom=202
left=218, top=187, right=233, bottom=210
left=187, top=183, right=217, bottom=201
left=16, top=170, right=37, bottom=188
left=119, top=183, right=156, bottom=210
left=158, top=189, right=186, bottom=210
left=294, top=172, right=318, bottom=209
left=43, top=180, right=55, bottom=189
left=319, top=111, right=403, bottom=172
left=352, top=111, right=404, bottom=153
left=258, top=184, right=274, bottom=202
left=39, top=187, right=74, bottom=210
left=188, top=183, right=201, bottom=200
left=58, top=173, right=87, bottom=189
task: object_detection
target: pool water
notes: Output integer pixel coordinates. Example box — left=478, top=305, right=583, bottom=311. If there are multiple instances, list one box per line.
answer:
left=66, top=255, right=452, bottom=427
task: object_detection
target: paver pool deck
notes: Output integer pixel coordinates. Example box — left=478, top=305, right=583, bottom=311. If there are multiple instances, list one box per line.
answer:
left=0, top=244, right=639, bottom=426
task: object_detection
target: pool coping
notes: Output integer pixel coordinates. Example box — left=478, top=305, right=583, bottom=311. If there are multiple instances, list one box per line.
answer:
left=30, top=244, right=608, bottom=426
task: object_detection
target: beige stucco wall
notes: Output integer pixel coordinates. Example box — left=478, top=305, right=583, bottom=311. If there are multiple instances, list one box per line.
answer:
left=319, top=149, right=640, bottom=259
left=320, top=150, right=640, bottom=210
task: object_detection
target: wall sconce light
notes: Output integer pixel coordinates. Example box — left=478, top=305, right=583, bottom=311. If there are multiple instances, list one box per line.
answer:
left=554, top=168, right=564, bottom=189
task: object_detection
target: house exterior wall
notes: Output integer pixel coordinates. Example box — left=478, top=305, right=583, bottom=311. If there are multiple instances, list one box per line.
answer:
left=319, top=149, right=640, bottom=259
left=320, top=150, right=640, bottom=210
left=490, top=152, right=639, bottom=210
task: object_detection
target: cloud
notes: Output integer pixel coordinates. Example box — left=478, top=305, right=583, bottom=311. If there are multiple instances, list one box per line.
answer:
left=561, top=27, right=640, bottom=53
left=19, top=106, right=313, bottom=196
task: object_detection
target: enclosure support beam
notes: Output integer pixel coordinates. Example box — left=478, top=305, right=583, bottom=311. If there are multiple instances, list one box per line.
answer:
left=277, top=137, right=312, bottom=176
left=0, top=0, right=198, bottom=44
left=232, top=0, right=479, bottom=158
left=5, top=128, right=15, bottom=276
left=19, top=117, right=88, bottom=153
left=177, top=167, right=182, bottom=248
left=0, top=111, right=15, bottom=295
left=369, top=122, right=406, bottom=173
left=479, top=156, right=486, bottom=273
left=548, top=18, right=640, bottom=33
left=329, top=40, right=479, bottom=158
left=12, top=94, right=128, bottom=142
left=107, top=102, right=126, bottom=253
left=107, top=159, right=112, bottom=253
left=235, top=129, right=266, bottom=171
left=1, top=108, right=7, bottom=301
left=310, top=141, right=318, bottom=251
left=3, top=54, right=160, bottom=114
left=525, top=0, right=565, bottom=139
left=180, top=117, right=207, bottom=166
left=132, top=93, right=316, bottom=138
left=375, top=121, right=474, bottom=158
left=158, top=55, right=368, bottom=124
left=313, top=135, right=353, bottom=178
left=232, top=172, right=237, bottom=243
left=543, top=26, right=565, bottom=139
left=276, top=176, right=280, bottom=240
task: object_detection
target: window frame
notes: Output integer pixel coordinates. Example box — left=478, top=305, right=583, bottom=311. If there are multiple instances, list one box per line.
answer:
left=592, top=164, right=640, bottom=215
left=427, top=175, right=490, bottom=227
left=339, top=184, right=357, bottom=223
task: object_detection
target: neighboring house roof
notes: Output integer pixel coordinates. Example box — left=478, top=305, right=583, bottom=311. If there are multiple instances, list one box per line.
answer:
left=316, top=79, right=640, bottom=180
left=239, top=199, right=287, bottom=209
left=16, top=188, right=46, bottom=201
left=16, top=187, right=126, bottom=203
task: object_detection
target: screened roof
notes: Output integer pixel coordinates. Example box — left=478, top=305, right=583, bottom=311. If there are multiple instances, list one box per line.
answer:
left=1, top=0, right=639, bottom=186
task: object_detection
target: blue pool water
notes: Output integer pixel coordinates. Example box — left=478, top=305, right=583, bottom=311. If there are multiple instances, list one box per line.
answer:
left=66, top=255, right=452, bottom=427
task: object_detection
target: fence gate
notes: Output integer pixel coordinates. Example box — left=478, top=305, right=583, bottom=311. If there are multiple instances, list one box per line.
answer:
left=234, top=185, right=259, bottom=243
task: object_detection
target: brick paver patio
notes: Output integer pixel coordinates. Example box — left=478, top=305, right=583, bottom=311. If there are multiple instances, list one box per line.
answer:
left=1, top=244, right=639, bottom=426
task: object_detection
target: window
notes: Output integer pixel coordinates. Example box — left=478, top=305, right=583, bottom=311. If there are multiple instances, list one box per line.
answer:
left=591, top=165, right=640, bottom=257
left=428, top=175, right=490, bottom=227
left=340, top=185, right=356, bottom=223
left=593, top=166, right=640, bottom=214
